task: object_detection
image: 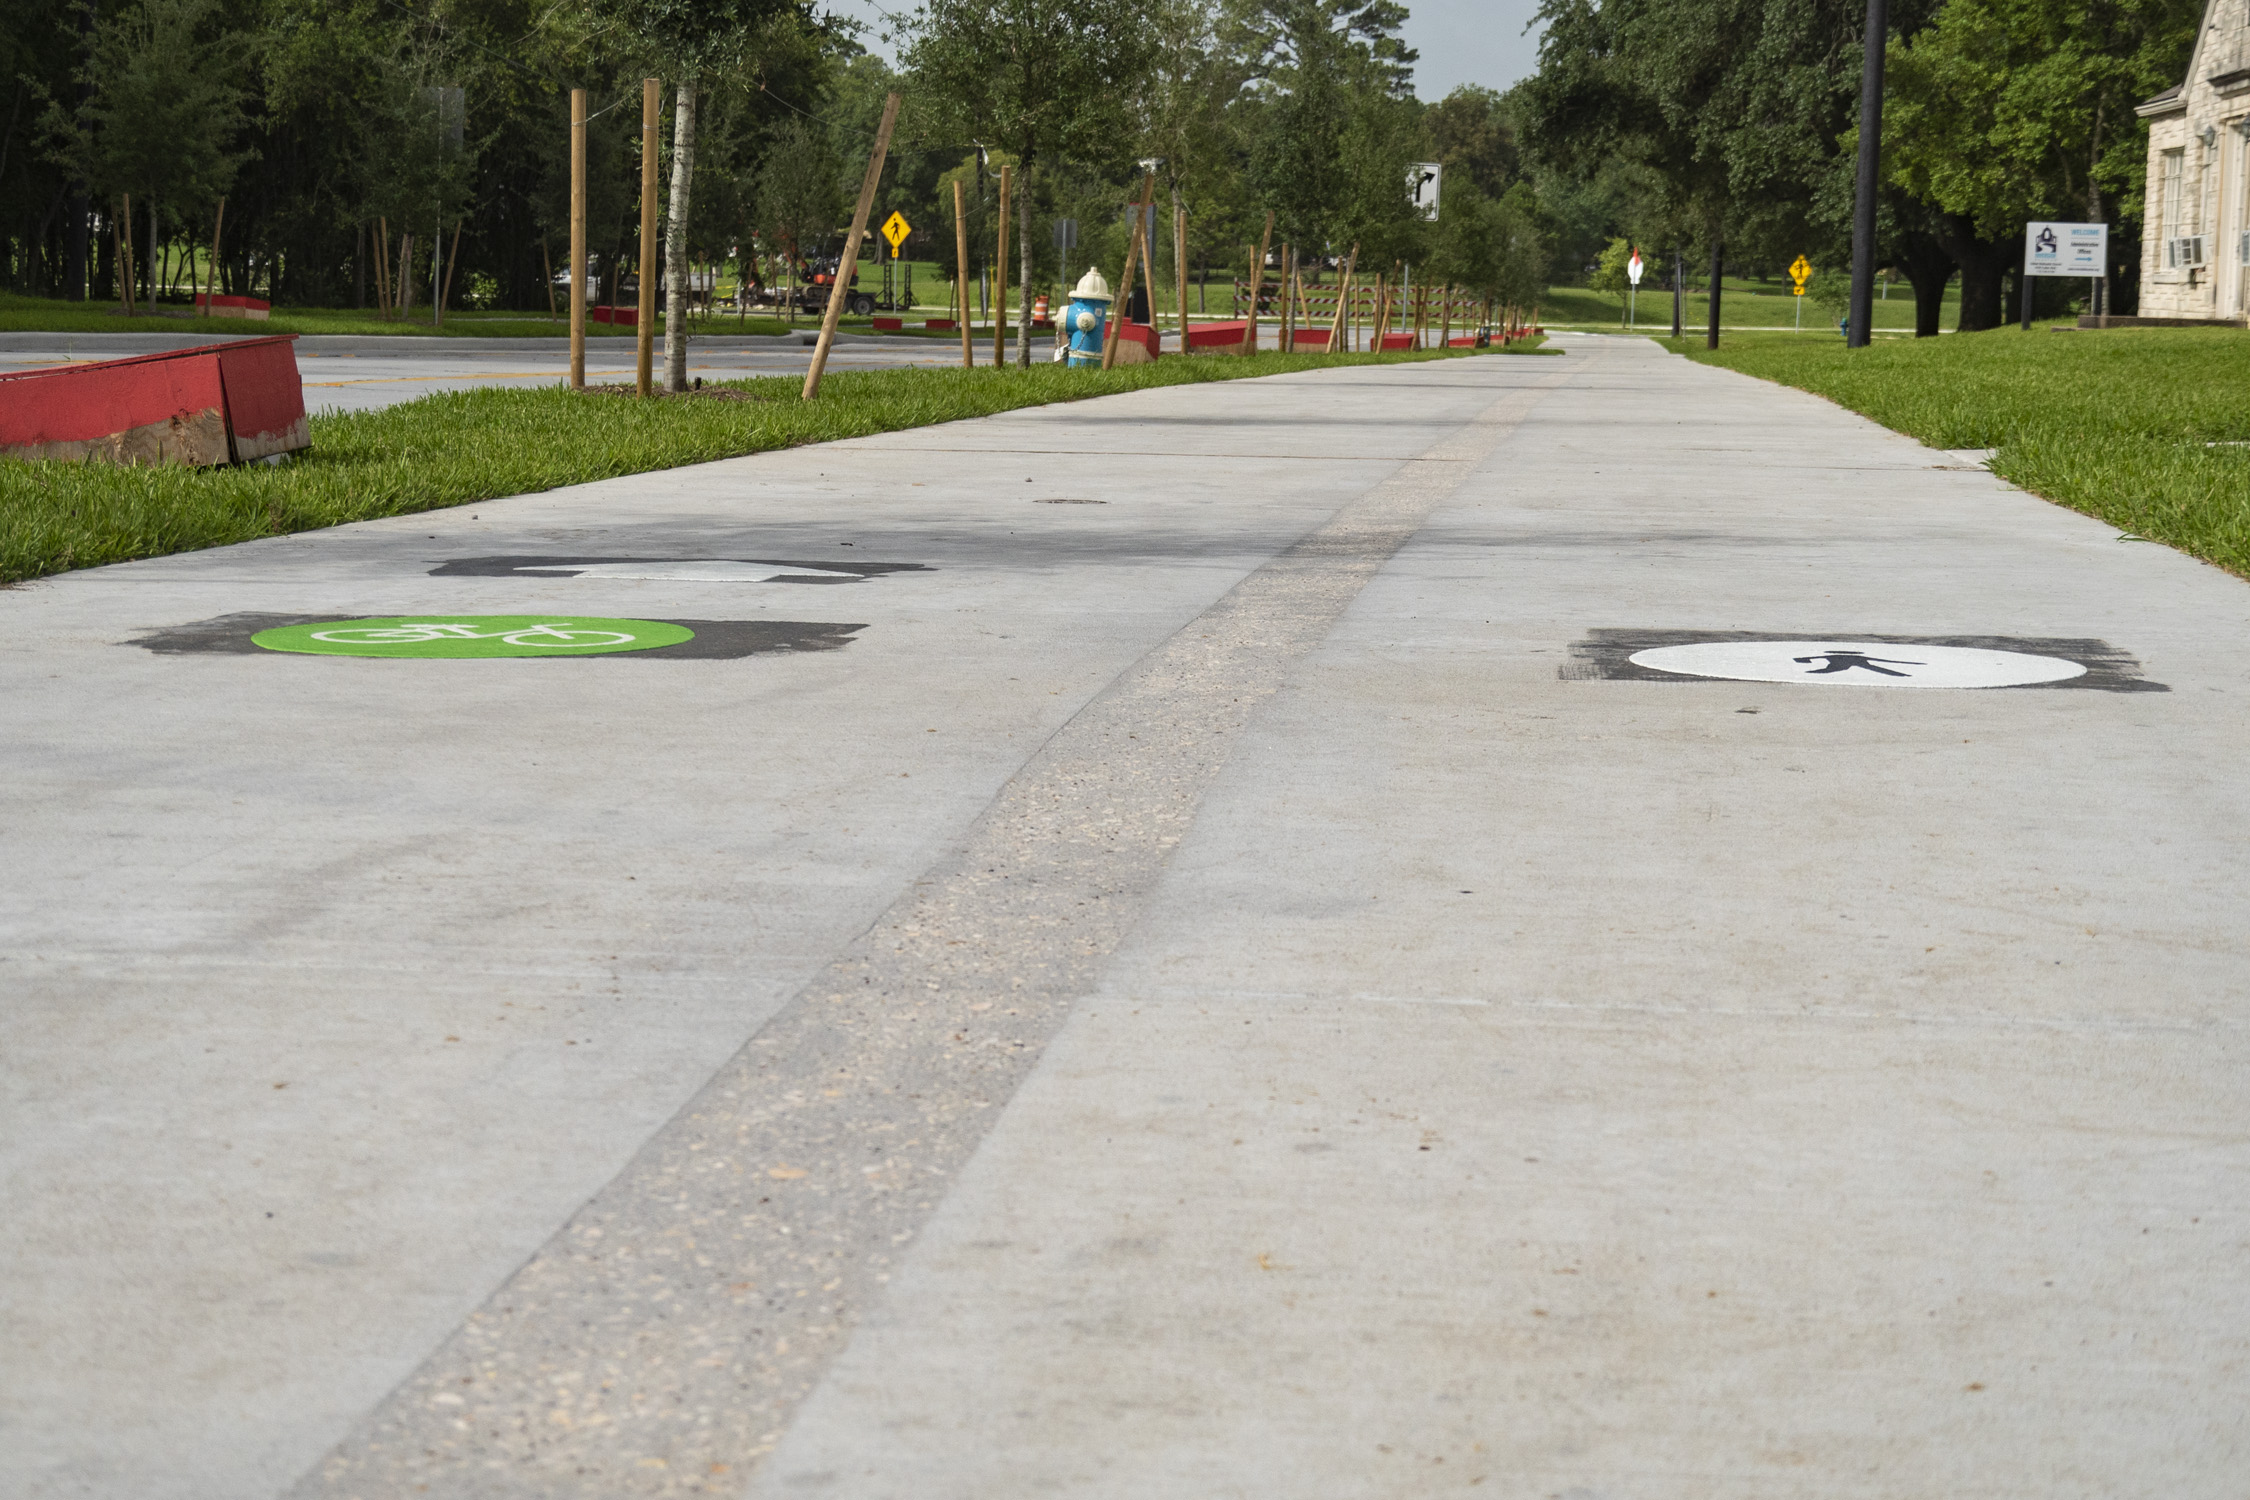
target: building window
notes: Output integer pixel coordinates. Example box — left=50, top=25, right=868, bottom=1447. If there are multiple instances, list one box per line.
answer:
left=2160, top=148, right=2194, bottom=270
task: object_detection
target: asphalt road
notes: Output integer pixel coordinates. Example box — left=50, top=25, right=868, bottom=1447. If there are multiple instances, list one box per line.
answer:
left=4, top=336, right=2246, bottom=1498
left=0, top=329, right=976, bottom=412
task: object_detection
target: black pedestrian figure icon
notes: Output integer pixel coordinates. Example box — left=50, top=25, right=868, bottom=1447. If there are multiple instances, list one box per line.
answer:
left=1793, top=649, right=1925, bottom=677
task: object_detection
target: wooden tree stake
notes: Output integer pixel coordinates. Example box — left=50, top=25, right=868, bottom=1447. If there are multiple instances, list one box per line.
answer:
left=804, top=91, right=900, bottom=401
left=117, top=195, right=136, bottom=317
left=1175, top=203, right=1189, bottom=355
left=1102, top=172, right=1155, bottom=371
left=374, top=216, right=391, bottom=321
left=570, top=88, right=587, bottom=389
left=1326, top=245, right=1358, bottom=352
left=993, top=163, right=1012, bottom=368
left=638, top=78, right=660, bottom=396
left=439, top=223, right=464, bottom=325
left=201, top=198, right=225, bottom=315
left=1244, top=212, right=1272, bottom=355
left=953, top=178, right=972, bottom=369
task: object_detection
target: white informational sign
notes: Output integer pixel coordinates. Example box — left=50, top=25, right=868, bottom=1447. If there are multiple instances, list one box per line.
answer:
left=2024, top=221, right=2107, bottom=278
left=1626, top=640, right=2089, bottom=689
left=1407, top=162, right=1442, bottom=221
left=1626, top=249, right=1644, bottom=286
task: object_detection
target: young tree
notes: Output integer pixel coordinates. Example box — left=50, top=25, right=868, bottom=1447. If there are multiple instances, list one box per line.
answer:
left=1878, top=0, right=2199, bottom=327
left=1232, top=0, right=1415, bottom=270
left=755, top=115, right=845, bottom=322
left=1426, top=84, right=1519, bottom=198
left=356, top=66, right=478, bottom=320
left=39, top=0, right=253, bottom=311
left=904, top=0, right=1158, bottom=365
left=593, top=0, right=797, bottom=388
left=1518, top=0, right=1904, bottom=343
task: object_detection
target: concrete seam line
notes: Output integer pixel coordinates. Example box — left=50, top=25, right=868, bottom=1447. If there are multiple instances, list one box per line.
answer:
left=290, top=363, right=1573, bottom=1499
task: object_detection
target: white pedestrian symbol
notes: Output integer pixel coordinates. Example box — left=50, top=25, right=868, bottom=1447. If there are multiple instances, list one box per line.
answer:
left=1628, top=640, right=2087, bottom=688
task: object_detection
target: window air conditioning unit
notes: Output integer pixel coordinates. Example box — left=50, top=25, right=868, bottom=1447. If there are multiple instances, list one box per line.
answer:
left=2167, top=235, right=2208, bottom=268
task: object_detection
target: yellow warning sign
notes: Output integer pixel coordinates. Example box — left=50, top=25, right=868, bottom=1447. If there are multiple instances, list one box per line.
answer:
left=880, top=211, right=912, bottom=254
left=1788, top=255, right=1812, bottom=295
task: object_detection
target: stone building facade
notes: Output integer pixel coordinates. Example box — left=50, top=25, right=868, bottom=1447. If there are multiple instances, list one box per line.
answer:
left=2136, top=0, right=2250, bottom=322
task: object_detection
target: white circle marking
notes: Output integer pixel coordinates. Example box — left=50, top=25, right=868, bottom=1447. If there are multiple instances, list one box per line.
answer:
left=1627, top=640, right=2087, bottom=689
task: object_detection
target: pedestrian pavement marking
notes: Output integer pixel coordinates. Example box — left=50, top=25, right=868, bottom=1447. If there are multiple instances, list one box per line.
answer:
left=1562, top=630, right=2164, bottom=692
left=1630, top=640, right=2085, bottom=688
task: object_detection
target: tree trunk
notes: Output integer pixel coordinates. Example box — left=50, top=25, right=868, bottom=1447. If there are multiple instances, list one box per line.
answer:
left=1895, top=230, right=1953, bottom=339
left=1930, top=212, right=2008, bottom=331
left=663, top=76, right=698, bottom=393
left=1014, top=161, right=1033, bottom=368
left=147, top=196, right=158, bottom=309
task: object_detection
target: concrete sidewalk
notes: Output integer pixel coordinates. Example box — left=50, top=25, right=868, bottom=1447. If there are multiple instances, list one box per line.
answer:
left=3, top=338, right=2246, bottom=1498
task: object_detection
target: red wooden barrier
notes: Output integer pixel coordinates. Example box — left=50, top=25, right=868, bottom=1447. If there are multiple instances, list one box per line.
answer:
left=1377, top=332, right=1414, bottom=350
left=1291, top=327, right=1334, bottom=348
left=193, top=293, right=271, bottom=320
left=590, top=305, right=637, bottom=326
left=871, top=316, right=904, bottom=331
left=0, top=335, right=309, bottom=467
left=1186, top=319, right=1248, bottom=350
left=923, top=318, right=956, bottom=331
left=1110, top=319, right=1161, bottom=360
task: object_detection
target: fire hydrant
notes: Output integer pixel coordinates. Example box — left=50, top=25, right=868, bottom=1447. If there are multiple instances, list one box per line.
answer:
left=1064, top=268, right=1111, bottom=369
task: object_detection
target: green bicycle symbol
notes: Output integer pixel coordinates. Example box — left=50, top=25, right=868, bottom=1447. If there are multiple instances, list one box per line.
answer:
left=252, top=615, right=695, bottom=658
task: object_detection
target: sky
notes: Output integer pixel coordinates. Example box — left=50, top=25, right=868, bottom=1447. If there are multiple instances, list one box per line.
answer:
left=819, top=0, right=1548, bottom=102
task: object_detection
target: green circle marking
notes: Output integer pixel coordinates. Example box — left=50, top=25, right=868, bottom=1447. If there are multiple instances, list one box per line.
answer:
left=252, top=615, right=694, bottom=659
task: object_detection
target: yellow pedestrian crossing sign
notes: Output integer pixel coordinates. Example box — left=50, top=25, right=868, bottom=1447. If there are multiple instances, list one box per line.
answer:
left=1788, top=255, right=1812, bottom=295
left=880, top=211, right=912, bottom=255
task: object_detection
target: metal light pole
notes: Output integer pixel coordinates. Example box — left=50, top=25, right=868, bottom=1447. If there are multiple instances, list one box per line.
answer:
left=1847, top=0, right=1887, bottom=349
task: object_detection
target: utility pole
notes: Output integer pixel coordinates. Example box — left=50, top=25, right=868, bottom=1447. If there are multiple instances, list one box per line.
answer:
left=1847, top=0, right=1887, bottom=349
left=569, top=88, right=586, bottom=390
left=1706, top=235, right=1723, bottom=350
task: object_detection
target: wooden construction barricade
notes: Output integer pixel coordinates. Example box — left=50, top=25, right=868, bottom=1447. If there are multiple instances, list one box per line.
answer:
left=0, top=335, right=310, bottom=467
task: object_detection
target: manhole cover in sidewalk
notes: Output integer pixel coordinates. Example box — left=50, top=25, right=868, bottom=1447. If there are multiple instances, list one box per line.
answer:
left=1562, top=630, right=2164, bottom=692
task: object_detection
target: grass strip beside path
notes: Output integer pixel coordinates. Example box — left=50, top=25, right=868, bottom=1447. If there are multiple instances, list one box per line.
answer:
left=3, top=349, right=1460, bottom=585
left=1664, top=328, right=2250, bottom=579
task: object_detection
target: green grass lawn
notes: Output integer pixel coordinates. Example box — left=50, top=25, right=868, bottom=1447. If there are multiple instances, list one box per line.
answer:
left=1542, top=277, right=1954, bottom=333
left=1660, top=326, right=2250, bottom=578
left=1, top=346, right=1475, bottom=585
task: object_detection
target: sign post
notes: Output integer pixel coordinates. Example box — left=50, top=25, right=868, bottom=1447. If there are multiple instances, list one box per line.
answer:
left=2022, top=220, right=2107, bottom=330
left=1625, top=247, right=1643, bottom=327
left=1788, top=255, right=1812, bottom=331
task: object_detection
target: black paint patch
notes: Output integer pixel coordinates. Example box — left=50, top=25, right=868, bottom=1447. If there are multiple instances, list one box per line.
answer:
left=426, top=555, right=928, bottom=583
left=1560, top=629, right=2165, bottom=692
left=125, top=613, right=865, bottom=659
